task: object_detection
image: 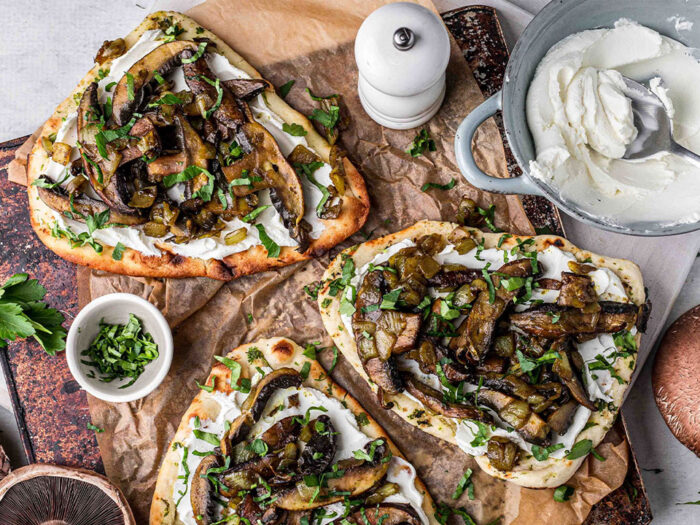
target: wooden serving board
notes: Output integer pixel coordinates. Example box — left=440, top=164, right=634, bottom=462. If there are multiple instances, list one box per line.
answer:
left=0, top=5, right=650, bottom=523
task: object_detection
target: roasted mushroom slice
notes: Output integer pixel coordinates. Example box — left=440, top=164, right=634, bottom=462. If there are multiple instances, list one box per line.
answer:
left=222, top=121, right=307, bottom=245
left=259, top=415, right=303, bottom=450
left=403, top=374, right=489, bottom=422
left=275, top=440, right=391, bottom=510
left=427, top=268, right=481, bottom=289
left=36, top=181, right=146, bottom=225
left=77, top=84, right=144, bottom=219
left=241, top=368, right=303, bottom=421
left=117, top=115, right=162, bottom=165
left=450, top=259, right=535, bottom=364
left=191, top=454, right=221, bottom=525
left=550, top=340, right=596, bottom=411
left=546, top=400, right=579, bottom=435
left=331, top=503, right=421, bottom=525
left=557, top=272, right=597, bottom=308
left=298, top=415, right=336, bottom=476
left=112, top=40, right=200, bottom=125
left=364, top=358, right=404, bottom=396
left=183, top=54, right=246, bottom=138
left=222, top=78, right=272, bottom=100
left=477, top=389, right=550, bottom=446
left=509, top=302, right=637, bottom=338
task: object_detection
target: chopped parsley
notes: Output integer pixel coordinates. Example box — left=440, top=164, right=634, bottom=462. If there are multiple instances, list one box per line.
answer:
left=452, top=468, right=475, bottom=500
left=87, top=422, right=104, bottom=433
left=111, top=242, right=126, bottom=261
left=421, top=178, right=456, bottom=192
left=255, top=224, right=281, bottom=258
left=279, top=80, right=295, bottom=98
left=181, top=42, right=207, bottom=63
left=566, top=439, right=593, bottom=460
left=406, top=128, right=436, bottom=157
left=553, top=485, right=574, bottom=502
left=213, top=355, right=251, bottom=393
left=282, top=123, right=307, bottom=136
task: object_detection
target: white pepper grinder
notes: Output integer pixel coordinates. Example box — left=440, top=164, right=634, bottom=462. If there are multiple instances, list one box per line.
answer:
left=355, top=2, right=450, bottom=130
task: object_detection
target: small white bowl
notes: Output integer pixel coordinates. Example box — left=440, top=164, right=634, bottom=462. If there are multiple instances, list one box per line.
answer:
left=66, top=293, right=173, bottom=403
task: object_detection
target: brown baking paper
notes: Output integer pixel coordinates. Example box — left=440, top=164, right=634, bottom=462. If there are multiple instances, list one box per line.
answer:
left=8, top=0, right=630, bottom=522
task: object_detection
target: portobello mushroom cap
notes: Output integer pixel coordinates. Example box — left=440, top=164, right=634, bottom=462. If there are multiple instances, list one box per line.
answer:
left=509, top=302, right=637, bottom=338
left=550, top=340, right=596, bottom=411
left=77, top=84, right=145, bottom=219
left=36, top=180, right=145, bottom=225
left=241, top=368, right=303, bottom=421
left=297, top=415, right=336, bottom=476
left=274, top=440, right=391, bottom=510
left=403, top=374, right=489, bottom=422
left=190, top=454, right=222, bottom=525
left=331, top=503, right=421, bottom=525
left=112, top=40, right=200, bottom=125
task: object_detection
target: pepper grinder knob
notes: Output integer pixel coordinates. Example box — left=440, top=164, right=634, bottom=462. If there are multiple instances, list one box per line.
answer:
left=393, top=27, right=415, bottom=51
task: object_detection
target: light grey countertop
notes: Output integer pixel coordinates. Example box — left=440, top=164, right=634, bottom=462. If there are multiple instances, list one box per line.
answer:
left=0, top=1, right=698, bottom=523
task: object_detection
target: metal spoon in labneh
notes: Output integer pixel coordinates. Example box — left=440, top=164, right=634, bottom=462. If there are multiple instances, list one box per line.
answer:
left=622, top=76, right=700, bottom=165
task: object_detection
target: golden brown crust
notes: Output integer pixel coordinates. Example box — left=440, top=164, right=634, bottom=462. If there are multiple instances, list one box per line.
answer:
left=318, top=220, right=645, bottom=488
left=27, top=11, right=369, bottom=281
left=150, top=337, right=437, bottom=525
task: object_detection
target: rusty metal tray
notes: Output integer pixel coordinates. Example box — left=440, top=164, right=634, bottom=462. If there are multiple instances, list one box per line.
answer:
left=0, top=4, right=650, bottom=523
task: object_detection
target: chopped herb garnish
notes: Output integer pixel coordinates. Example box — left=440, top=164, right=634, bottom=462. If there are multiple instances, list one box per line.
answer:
left=196, top=376, right=216, bottom=392
left=80, top=314, right=158, bottom=388
left=421, top=178, right=456, bottom=192
left=553, top=485, right=574, bottom=502
left=193, top=428, right=220, bottom=447
left=282, top=123, right=307, bottom=136
left=380, top=288, right=402, bottom=310
left=87, top=422, right=104, bottom=433
left=531, top=443, right=564, bottom=461
left=452, top=468, right=474, bottom=500
left=213, top=355, right=251, bottom=393
left=126, top=72, right=135, bottom=101
left=147, top=93, right=185, bottom=108
left=246, top=438, right=269, bottom=457
left=477, top=204, right=500, bottom=232
left=355, top=413, right=369, bottom=427
left=279, top=80, right=295, bottom=98
left=112, top=242, right=126, bottom=261
left=406, top=128, right=436, bottom=157
left=255, top=224, right=281, bottom=258
left=300, top=361, right=311, bottom=380
left=181, top=42, right=207, bottom=63
left=566, top=439, right=593, bottom=460
left=242, top=205, right=271, bottom=223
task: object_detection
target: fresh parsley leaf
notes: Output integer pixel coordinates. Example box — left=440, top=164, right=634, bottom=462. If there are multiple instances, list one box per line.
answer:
left=126, top=72, right=135, bottom=101
left=198, top=75, right=223, bottom=119
left=242, top=205, right=271, bottom=223
left=31, top=172, right=71, bottom=189
left=300, top=361, right=311, bottom=380
left=421, top=178, right=456, bottom=192
left=553, top=485, right=574, bottom=502
left=213, top=355, right=251, bottom=393
left=380, top=288, right=402, bottom=310
left=282, top=123, right=307, bottom=136
left=531, top=443, right=564, bottom=461
left=255, top=224, right=281, bottom=258
left=279, top=80, right=295, bottom=98
left=406, top=128, right=436, bottom=157
left=196, top=376, right=216, bottom=392
left=181, top=42, right=207, bottom=63
left=193, top=428, right=220, bottom=446
left=477, top=205, right=500, bottom=232
left=87, top=422, right=104, bottom=433
left=452, top=468, right=474, bottom=500
left=147, top=93, right=185, bottom=107
left=309, top=105, right=340, bottom=130
left=566, top=439, right=593, bottom=460
left=111, top=242, right=126, bottom=261
left=246, top=438, right=269, bottom=457
left=355, top=413, right=369, bottom=427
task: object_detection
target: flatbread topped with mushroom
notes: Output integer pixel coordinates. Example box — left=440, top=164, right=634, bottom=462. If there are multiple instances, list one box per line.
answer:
left=150, top=337, right=436, bottom=525
left=27, top=11, right=369, bottom=280
left=318, top=221, right=649, bottom=488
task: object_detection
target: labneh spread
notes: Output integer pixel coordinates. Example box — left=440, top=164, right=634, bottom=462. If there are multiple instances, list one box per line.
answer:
left=526, top=19, right=700, bottom=229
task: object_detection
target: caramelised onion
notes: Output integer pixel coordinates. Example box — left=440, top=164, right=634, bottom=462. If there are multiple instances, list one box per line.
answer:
left=51, top=142, right=72, bottom=165
left=486, top=437, right=518, bottom=471
left=94, top=38, right=126, bottom=64
left=143, top=221, right=168, bottom=238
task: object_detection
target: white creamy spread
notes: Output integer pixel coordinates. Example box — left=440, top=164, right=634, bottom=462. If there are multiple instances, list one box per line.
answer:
left=42, top=29, right=333, bottom=259
left=340, top=239, right=631, bottom=460
left=527, top=19, right=700, bottom=228
left=171, top=380, right=428, bottom=525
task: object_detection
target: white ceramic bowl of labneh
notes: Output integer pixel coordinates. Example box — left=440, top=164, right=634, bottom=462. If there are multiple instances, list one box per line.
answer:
left=66, top=293, right=173, bottom=403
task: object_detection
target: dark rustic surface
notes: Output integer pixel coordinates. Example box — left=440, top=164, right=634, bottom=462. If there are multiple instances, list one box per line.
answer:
left=0, top=136, right=103, bottom=473
left=0, top=5, right=648, bottom=524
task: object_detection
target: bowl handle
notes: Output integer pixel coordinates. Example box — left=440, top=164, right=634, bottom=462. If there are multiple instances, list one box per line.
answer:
left=454, top=91, right=543, bottom=196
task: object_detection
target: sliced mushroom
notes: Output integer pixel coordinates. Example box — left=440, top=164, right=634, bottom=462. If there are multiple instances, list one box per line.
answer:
left=241, top=368, right=303, bottom=421
left=117, top=115, right=162, bottom=165
left=298, top=415, right=336, bottom=476
left=274, top=440, right=391, bottom=510
left=183, top=53, right=245, bottom=138
left=450, top=259, right=535, bottom=364
left=222, top=121, right=306, bottom=244
left=36, top=181, right=146, bottom=225
left=557, top=272, right=597, bottom=308
left=112, top=40, right=199, bottom=125
left=220, top=413, right=253, bottom=458
left=550, top=340, right=596, bottom=411
left=259, top=415, right=303, bottom=450
left=190, top=454, right=221, bottom=525
left=76, top=84, right=145, bottom=219
left=546, top=400, right=580, bottom=435
left=222, top=78, right=272, bottom=100
left=477, top=389, right=550, bottom=446
left=427, top=268, right=481, bottom=289
left=331, top=503, right=421, bottom=525
left=509, top=302, right=637, bottom=338
left=364, top=357, right=404, bottom=395
left=403, top=374, right=489, bottom=422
